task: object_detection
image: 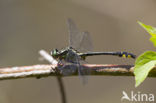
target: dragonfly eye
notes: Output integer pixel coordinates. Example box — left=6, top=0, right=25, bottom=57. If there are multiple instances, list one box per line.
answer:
left=51, top=49, right=59, bottom=57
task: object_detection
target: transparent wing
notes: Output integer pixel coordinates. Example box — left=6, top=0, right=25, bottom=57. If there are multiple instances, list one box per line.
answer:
left=78, top=58, right=89, bottom=84
left=78, top=31, right=93, bottom=52
left=58, top=50, right=79, bottom=76
left=65, top=50, right=88, bottom=84
left=67, top=18, right=93, bottom=52
left=67, top=18, right=83, bottom=50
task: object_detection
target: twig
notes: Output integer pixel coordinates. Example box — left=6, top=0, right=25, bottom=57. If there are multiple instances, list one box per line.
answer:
left=0, top=64, right=53, bottom=80
left=1, top=64, right=156, bottom=80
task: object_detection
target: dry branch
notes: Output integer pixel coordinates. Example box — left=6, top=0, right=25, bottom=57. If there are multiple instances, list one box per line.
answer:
left=0, top=64, right=155, bottom=81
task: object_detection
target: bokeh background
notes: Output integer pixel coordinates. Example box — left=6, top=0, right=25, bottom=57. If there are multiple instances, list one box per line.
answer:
left=0, top=0, right=156, bottom=103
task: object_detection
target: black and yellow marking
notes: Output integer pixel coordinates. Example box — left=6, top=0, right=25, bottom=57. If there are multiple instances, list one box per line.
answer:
left=118, top=52, right=136, bottom=59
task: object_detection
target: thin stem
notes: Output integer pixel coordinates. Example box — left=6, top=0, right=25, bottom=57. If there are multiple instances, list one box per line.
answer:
left=57, top=77, right=67, bottom=103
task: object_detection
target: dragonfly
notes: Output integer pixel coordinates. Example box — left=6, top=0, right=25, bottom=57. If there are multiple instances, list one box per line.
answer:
left=51, top=18, right=136, bottom=80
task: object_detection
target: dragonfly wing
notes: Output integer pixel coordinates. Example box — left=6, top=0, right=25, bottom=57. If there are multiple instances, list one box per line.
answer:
left=57, top=60, right=77, bottom=76
left=78, top=59, right=90, bottom=84
left=67, top=18, right=93, bottom=52
left=74, top=54, right=88, bottom=84
left=65, top=50, right=88, bottom=84
left=78, top=31, right=93, bottom=52
left=67, top=18, right=83, bottom=49
left=58, top=50, right=78, bottom=76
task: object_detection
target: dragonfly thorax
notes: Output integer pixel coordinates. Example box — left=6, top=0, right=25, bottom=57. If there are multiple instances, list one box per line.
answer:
left=51, top=47, right=82, bottom=61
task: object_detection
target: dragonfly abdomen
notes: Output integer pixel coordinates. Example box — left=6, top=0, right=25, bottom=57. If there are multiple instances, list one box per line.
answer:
left=79, top=52, right=136, bottom=59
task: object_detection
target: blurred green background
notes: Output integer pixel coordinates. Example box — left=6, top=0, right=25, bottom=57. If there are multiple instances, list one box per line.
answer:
left=0, top=0, right=156, bottom=103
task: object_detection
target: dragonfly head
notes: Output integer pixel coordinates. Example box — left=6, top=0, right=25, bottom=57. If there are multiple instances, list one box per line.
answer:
left=51, top=49, right=59, bottom=59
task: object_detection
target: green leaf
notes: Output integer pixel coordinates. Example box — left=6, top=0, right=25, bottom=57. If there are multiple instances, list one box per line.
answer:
left=134, top=51, right=156, bottom=87
left=138, top=21, right=156, bottom=47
